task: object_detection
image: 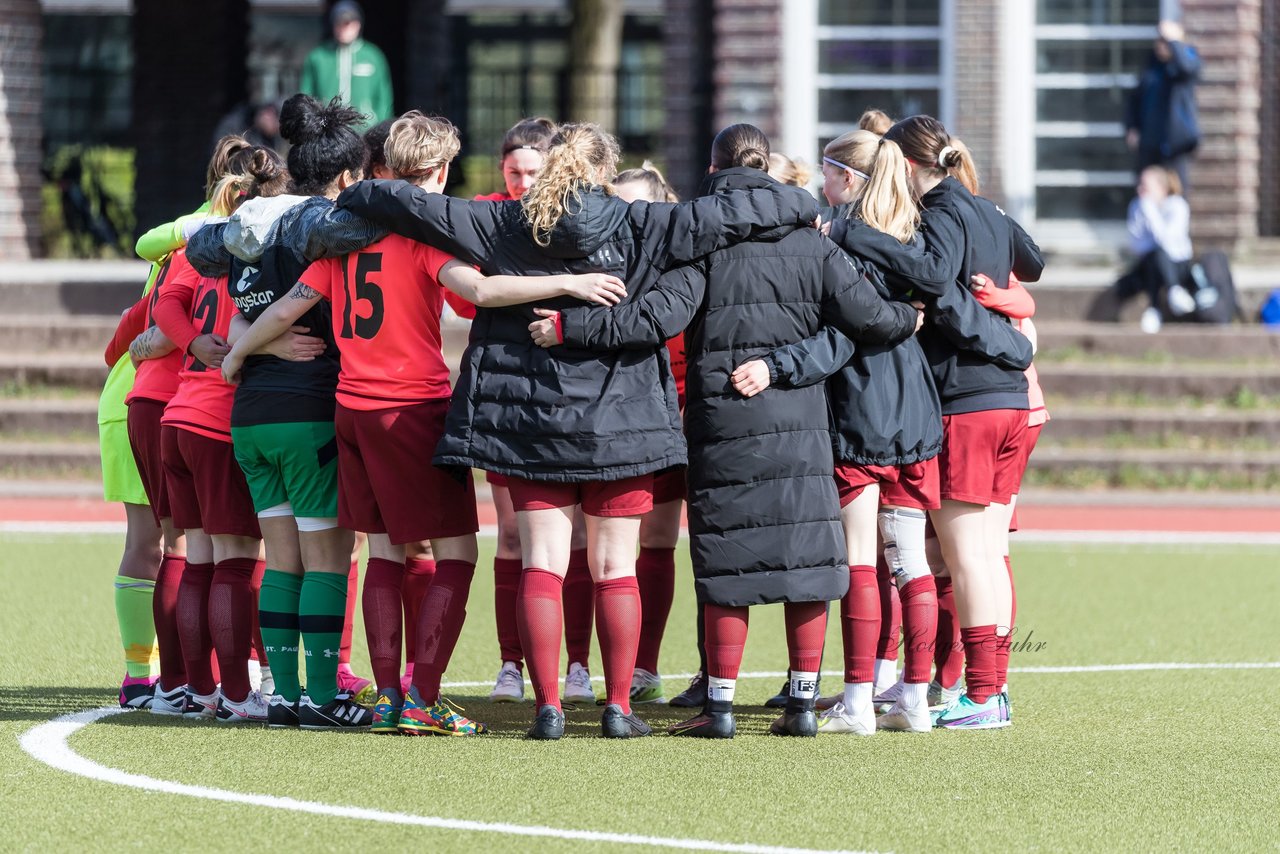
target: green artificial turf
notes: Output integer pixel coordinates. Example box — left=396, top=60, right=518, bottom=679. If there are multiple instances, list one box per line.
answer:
left=2, top=534, right=1278, bottom=852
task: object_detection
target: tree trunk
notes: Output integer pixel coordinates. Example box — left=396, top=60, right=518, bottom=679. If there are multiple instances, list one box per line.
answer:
left=568, top=0, right=623, bottom=131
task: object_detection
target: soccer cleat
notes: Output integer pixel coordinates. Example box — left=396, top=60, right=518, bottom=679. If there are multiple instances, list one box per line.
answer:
left=667, top=672, right=707, bottom=709
left=629, top=667, right=666, bottom=705
left=601, top=704, right=652, bottom=738
left=489, top=661, right=525, bottom=703
left=815, top=693, right=842, bottom=711
left=935, top=693, right=1011, bottom=730
left=336, top=663, right=372, bottom=703
left=398, top=695, right=486, bottom=737
left=267, top=694, right=300, bottom=728
left=877, top=697, right=932, bottom=733
left=182, top=689, right=219, bottom=720
left=526, top=704, right=566, bottom=740
left=873, top=678, right=904, bottom=714
left=149, top=681, right=187, bottom=716
left=817, top=701, right=875, bottom=736
left=928, top=678, right=963, bottom=711
left=299, top=693, right=373, bottom=731
left=371, top=693, right=403, bottom=734
left=118, top=675, right=156, bottom=710
left=215, top=690, right=269, bottom=724
left=769, top=698, right=818, bottom=737
left=563, top=662, right=596, bottom=704
left=668, top=702, right=735, bottom=739
left=763, top=678, right=790, bottom=709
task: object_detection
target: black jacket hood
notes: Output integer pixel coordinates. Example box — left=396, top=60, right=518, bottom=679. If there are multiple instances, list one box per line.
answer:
left=699, top=168, right=803, bottom=242
left=541, top=185, right=632, bottom=259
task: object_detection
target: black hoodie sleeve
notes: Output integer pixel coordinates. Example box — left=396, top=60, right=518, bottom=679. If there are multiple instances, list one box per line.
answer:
left=1008, top=215, right=1045, bottom=283
left=336, top=179, right=501, bottom=266
left=929, top=282, right=1034, bottom=370
left=762, top=327, right=857, bottom=390
left=636, top=185, right=820, bottom=270
left=559, top=265, right=705, bottom=351
left=184, top=223, right=231, bottom=277
left=820, top=242, right=920, bottom=346
left=837, top=213, right=964, bottom=298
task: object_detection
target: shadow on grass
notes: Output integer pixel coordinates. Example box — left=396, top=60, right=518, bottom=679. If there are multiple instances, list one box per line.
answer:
left=0, top=687, right=122, bottom=721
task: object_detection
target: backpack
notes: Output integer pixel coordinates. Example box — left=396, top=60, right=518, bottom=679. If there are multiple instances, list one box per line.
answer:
left=1179, top=250, right=1238, bottom=325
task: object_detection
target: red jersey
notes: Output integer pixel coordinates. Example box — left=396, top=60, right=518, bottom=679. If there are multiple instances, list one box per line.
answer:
left=299, top=235, right=459, bottom=411
left=474, top=191, right=513, bottom=202
left=126, top=254, right=187, bottom=405
left=666, top=334, right=687, bottom=409
left=161, top=270, right=238, bottom=442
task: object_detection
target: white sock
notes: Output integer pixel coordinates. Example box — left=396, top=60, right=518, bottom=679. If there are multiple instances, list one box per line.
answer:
left=874, top=658, right=897, bottom=688
left=707, top=676, right=736, bottom=704
left=843, top=681, right=872, bottom=716
left=790, top=670, right=819, bottom=700
left=902, top=682, right=928, bottom=708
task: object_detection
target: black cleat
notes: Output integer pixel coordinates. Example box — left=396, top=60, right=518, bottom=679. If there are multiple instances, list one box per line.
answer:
left=668, top=671, right=707, bottom=708
left=267, top=693, right=300, bottom=728
left=526, top=704, right=566, bottom=740
left=769, top=696, right=818, bottom=737
left=298, top=693, right=372, bottom=730
left=601, top=704, right=652, bottom=738
left=764, top=678, right=791, bottom=709
left=668, top=701, right=736, bottom=739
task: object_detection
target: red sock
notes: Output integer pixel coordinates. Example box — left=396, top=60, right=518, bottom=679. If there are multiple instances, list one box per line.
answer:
left=153, top=554, right=187, bottom=689
left=784, top=600, right=826, bottom=673
left=209, top=557, right=257, bottom=703
left=517, top=568, right=564, bottom=710
left=493, top=556, right=523, bottom=665
left=595, top=575, right=641, bottom=714
left=249, top=558, right=266, bottom=665
left=563, top=548, right=594, bottom=667
left=340, top=559, right=358, bottom=665
left=1005, top=554, right=1016, bottom=628
left=961, top=624, right=999, bottom=703
left=900, top=575, right=939, bottom=683
left=935, top=575, right=964, bottom=688
left=876, top=555, right=901, bottom=663
left=403, top=557, right=437, bottom=662
left=411, top=559, right=475, bottom=704
left=704, top=603, right=748, bottom=680
left=362, top=557, right=405, bottom=693
left=841, top=565, right=878, bottom=683
left=177, top=561, right=216, bottom=695
left=635, top=547, right=675, bottom=673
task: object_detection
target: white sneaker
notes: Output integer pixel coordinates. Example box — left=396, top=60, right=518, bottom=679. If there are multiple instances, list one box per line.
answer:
left=248, top=659, right=262, bottom=692
left=150, top=681, right=187, bottom=716
left=1167, top=283, right=1196, bottom=316
left=489, top=661, right=525, bottom=703
left=873, top=678, right=904, bottom=714
left=629, top=667, right=666, bottom=704
left=183, top=688, right=219, bottom=720
left=1140, top=306, right=1162, bottom=334
left=877, top=687, right=932, bottom=733
left=215, top=689, right=269, bottom=724
left=258, top=665, right=275, bottom=697
left=563, top=662, right=596, bottom=704
left=817, top=700, right=875, bottom=736
left=928, top=678, right=963, bottom=711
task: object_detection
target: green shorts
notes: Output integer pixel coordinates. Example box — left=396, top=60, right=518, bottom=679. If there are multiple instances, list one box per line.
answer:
left=231, top=421, right=339, bottom=519
left=99, top=419, right=148, bottom=505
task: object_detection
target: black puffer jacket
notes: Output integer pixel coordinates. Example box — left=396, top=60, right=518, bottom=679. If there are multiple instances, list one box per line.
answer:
left=336, top=177, right=819, bottom=481
left=841, top=178, right=1043, bottom=415
left=557, top=168, right=920, bottom=606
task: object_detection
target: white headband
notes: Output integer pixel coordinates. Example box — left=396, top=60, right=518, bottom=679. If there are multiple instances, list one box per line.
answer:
left=937, top=146, right=956, bottom=168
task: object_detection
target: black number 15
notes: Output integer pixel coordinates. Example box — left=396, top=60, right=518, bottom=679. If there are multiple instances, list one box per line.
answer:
left=340, top=252, right=385, bottom=340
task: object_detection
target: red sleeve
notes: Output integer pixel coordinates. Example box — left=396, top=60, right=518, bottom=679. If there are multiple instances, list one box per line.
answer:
left=152, top=255, right=201, bottom=354
left=298, top=258, right=334, bottom=299
left=973, top=275, right=1036, bottom=320
left=104, top=296, right=150, bottom=366
left=422, top=245, right=477, bottom=320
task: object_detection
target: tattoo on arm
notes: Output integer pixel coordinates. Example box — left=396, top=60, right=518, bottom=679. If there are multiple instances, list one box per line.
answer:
left=130, top=330, right=157, bottom=360
left=289, top=283, right=321, bottom=302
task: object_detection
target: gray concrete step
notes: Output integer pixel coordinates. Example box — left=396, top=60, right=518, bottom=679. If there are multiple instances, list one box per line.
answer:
left=1037, top=322, right=1280, bottom=362
left=0, top=441, right=101, bottom=478
left=0, top=354, right=109, bottom=390
left=0, top=398, right=99, bottom=435
left=1026, top=447, right=1280, bottom=488
left=1042, top=408, right=1280, bottom=443
left=1037, top=362, right=1280, bottom=400
left=2, top=316, right=121, bottom=354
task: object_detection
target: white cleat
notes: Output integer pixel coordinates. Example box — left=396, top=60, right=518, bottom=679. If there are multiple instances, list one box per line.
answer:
left=877, top=698, right=933, bottom=733
left=816, top=700, right=876, bottom=736
left=150, top=681, right=188, bottom=716
left=489, top=661, right=525, bottom=703
left=183, top=688, right=220, bottom=720
left=563, top=662, right=596, bottom=704
left=928, top=678, right=963, bottom=711
left=215, top=689, right=269, bottom=724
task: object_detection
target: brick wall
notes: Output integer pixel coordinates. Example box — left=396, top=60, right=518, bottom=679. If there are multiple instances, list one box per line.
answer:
left=1182, top=0, right=1262, bottom=250
left=950, top=0, right=1005, bottom=207
left=710, top=0, right=782, bottom=141
left=0, top=0, right=43, bottom=259
left=1258, top=0, right=1278, bottom=237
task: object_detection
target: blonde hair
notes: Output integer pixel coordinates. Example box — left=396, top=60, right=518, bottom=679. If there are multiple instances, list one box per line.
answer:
left=385, top=111, right=461, bottom=184
left=522, top=122, right=620, bottom=247
left=859, top=109, right=894, bottom=136
left=860, top=137, right=920, bottom=244
left=208, top=147, right=289, bottom=217
left=768, top=152, right=812, bottom=187
left=947, top=137, right=980, bottom=195
left=614, top=160, right=679, bottom=202
left=205, top=134, right=252, bottom=200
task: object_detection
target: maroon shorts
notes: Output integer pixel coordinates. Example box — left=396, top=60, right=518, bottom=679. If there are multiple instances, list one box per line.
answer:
left=833, top=457, right=941, bottom=511
left=486, top=471, right=509, bottom=488
left=127, top=398, right=170, bottom=525
left=161, top=424, right=260, bottom=538
left=938, top=409, right=1028, bottom=506
left=507, top=474, right=654, bottom=518
left=652, top=467, right=687, bottom=505
left=336, top=400, right=479, bottom=544
left=1008, top=423, right=1044, bottom=532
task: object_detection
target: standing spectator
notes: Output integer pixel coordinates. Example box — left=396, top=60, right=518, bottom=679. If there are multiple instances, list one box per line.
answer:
left=1125, top=20, right=1201, bottom=191
left=1111, top=165, right=1194, bottom=334
left=300, top=1, right=393, bottom=127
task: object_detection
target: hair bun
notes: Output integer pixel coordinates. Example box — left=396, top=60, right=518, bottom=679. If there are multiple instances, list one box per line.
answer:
left=279, top=94, right=365, bottom=145
left=937, top=145, right=960, bottom=168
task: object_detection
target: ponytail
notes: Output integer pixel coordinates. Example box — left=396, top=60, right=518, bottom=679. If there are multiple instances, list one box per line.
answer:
left=208, top=146, right=289, bottom=216
left=522, top=122, right=620, bottom=247
left=859, top=138, right=919, bottom=244
left=944, top=138, right=980, bottom=195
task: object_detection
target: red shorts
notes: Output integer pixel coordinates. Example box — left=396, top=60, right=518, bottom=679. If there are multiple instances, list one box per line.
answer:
left=486, top=471, right=509, bottom=488
left=507, top=474, right=654, bottom=518
left=652, top=467, right=687, bottom=505
left=938, top=409, right=1028, bottom=506
left=1008, top=423, right=1044, bottom=532
left=127, top=398, right=170, bottom=524
left=161, top=425, right=260, bottom=538
left=833, top=457, right=940, bottom=511
left=335, top=400, right=479, bottom=544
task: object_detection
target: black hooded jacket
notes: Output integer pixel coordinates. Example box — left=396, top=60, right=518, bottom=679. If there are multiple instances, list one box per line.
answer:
left=556, top=168, right=920, bottom=607
left=336, top=177, right=820, bottom=481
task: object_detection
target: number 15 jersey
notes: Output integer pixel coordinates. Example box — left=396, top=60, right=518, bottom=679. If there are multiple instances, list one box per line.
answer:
left=298, top=235, right=471, bottom=412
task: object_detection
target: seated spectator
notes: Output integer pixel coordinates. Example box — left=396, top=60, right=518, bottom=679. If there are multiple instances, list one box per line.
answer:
left=1111, top=165, right=1193, bottom=333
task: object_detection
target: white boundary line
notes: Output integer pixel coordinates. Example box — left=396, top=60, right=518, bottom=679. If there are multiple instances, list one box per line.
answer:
left=4, top=521, right=1280, bottom=545
left=18, top=708, right=878, bottom=854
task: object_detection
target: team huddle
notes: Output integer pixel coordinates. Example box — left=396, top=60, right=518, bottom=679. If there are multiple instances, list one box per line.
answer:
left=100, top=92, right=1045, bottom=739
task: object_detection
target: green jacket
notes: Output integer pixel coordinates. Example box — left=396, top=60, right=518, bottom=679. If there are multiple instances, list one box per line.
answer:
left=300, top=39, right=393, bottom=126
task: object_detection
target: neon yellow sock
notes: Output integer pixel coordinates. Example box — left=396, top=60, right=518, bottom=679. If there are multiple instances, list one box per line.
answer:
left=114, top=575, right=156, bottom=679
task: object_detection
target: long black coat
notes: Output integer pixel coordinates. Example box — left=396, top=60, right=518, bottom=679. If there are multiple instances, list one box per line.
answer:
left=336, top=178, right=818, bottom=481
left=558, top=168, right=920, bottom=606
